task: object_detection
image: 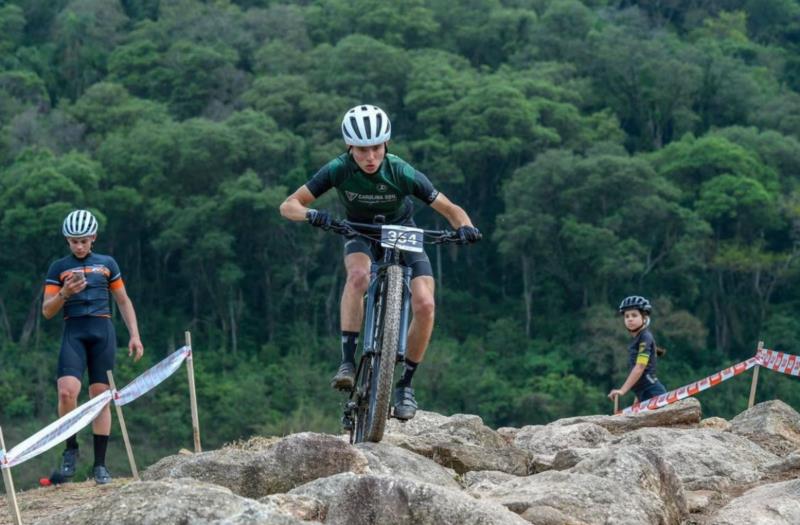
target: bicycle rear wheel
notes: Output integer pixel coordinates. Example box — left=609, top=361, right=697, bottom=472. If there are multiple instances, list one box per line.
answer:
left=364, top=264, right=403, bottom=442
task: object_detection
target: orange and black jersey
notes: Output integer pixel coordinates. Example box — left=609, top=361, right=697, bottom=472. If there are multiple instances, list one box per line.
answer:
left=45, top=252, right=124, bottom=319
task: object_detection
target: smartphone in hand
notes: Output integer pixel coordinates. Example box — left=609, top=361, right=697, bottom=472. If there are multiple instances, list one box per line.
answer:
left=72, top=270, right=85, bottom=283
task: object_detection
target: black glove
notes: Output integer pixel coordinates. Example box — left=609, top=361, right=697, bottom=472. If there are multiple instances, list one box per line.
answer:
left=306, top=209, right=332, bottom=229
left=457, top=226, right=481, bottom=244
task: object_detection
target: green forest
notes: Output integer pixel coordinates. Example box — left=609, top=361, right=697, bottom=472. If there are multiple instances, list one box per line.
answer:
left=2, top=0, right=800, bottom=487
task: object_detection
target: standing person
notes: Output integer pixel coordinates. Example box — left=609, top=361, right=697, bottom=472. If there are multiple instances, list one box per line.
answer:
left=42, top=209, right=144, bottom=484
left=608, top=295, right=667, bottom=404
left=280, top=104, right=480, bottom=420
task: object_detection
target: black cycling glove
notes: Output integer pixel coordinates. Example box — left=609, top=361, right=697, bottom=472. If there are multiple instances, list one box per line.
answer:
left=306, top=209, right=333, bottom=229
left=457, top=226, right=481, bottom=244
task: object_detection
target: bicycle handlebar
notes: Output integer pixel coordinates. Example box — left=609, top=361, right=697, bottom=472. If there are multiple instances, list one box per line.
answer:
left=325, top=219, right=471, bottom=245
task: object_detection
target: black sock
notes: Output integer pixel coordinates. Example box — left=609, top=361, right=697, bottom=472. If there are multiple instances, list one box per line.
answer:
left=93, top=434, right=109, bottom=467
left=66, top=434, right=78, bottom=450
left=396, top=359, right=419, bottom=388
left=341, top=331, right=358, bottom=365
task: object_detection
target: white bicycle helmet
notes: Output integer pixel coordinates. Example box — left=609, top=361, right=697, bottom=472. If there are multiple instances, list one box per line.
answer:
left=341, top=105, right=391, bottom=146
left=62, top=209, right=98, bottom=237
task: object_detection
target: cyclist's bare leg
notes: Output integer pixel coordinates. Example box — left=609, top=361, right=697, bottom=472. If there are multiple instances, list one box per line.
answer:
left=341, top=252, right=371, bottom=331
left=57, top=376, right=81, bottom=416
left=406, top=276, right=435, bottom=363
left=89, top=383, right=111, bottom=435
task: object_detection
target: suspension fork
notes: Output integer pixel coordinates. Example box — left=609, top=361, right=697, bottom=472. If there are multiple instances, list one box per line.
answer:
left=396, top=265, right=412, bottom=362
left=361, top=263, right=382, bottom=355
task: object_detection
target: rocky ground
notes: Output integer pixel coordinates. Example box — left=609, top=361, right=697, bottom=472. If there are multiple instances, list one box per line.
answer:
left=1, top=398, right=799, bottom=524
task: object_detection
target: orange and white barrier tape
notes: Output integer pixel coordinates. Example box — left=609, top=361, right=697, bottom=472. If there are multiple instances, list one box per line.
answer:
left=2, top=391, right=112, bottom=468
left=115, top=346, right=190, bottom=406
left=755, top=348, right=800, bottom=377
left=622, top=356, right=761, bottom=415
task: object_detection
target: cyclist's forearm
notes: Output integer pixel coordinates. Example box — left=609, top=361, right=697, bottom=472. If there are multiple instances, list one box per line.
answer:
left=116, top=297, right=141, bottom=340
left=443, top=204, right=473, bottom=229
left=431, top=194, right=474, bottom=228
left=42, top=294, right=63, bottom=319
left=280, top=197, right=309, bottom=221
left=280, top=186, right=317, bottom=222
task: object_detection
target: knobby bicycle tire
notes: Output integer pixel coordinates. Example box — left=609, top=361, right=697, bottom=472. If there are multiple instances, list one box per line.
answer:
left=365, top=264, right=403, bottom=442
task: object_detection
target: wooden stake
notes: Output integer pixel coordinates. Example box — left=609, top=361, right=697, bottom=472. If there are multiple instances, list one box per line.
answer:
left=185, top=331, right=202, bottom=453
left=748, top=341, right=764, bottom=409
left=107, top=371, right=139, bottom=480
left=613, top=395, right=619, bottom=415
left=0, top=427, right=22, bottom=525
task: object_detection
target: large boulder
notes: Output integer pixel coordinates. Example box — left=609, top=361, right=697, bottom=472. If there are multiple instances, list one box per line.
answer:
left=385, top=410, right=508, bottom=449
left=485, top=469, right=675, bottom=524
left=356, top=441, right=461, bottom=489
left=384, top=410, right=528, bottom=474
left=430, top=441, right=530, bottom=475
left=708, top=479, right=800, bottom=525
left=550, top=398, right=702, bottom=435
left=513, top=422, right=612, bottom=456
left=482, top=445, right=685, bottom=524
left=570, top=445, right=687, bottom=522
left=463, top=470, right=520, bottom=499
left=289, top=472, right=530, bottom=525
left=616, top=427, right=779, bottom=490
left=34, top=479, right=312, bottom=525
left=729, top=400, right=800, bottom=456
left=260, top=494, right=327, bottom=522
left=143, top=432, right=369, bottom=498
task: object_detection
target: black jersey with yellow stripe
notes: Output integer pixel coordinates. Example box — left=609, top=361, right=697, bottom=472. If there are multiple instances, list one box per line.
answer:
left=45, top=252, right=124, bottom=319
left=627, top=329, right=658, bottom=390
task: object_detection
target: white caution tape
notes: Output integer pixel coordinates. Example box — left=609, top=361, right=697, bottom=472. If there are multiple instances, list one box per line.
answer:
left=622, top=356, right=760, bottom=415
left=3, top=390, right=112, bottom=468
left=756, top=348, right=800, bottom=377
left=115, top=346, right=191, bottom=406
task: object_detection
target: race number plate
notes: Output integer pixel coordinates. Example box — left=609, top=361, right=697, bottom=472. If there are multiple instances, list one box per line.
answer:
left=381, top=225, right=424, bottom=253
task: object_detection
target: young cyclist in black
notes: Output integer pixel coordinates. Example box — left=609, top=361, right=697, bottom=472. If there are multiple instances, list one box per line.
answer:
left=608, top=296, right=667, bottom=403
left=42, top=209, right=144, bottom=484
left=280, top=105, right=480, bottom=420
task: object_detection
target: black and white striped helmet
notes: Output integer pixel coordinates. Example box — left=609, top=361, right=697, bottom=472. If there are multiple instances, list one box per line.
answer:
left=341, top=105, right=391, bottom=146
left=62, top=209, right=98, bottom=237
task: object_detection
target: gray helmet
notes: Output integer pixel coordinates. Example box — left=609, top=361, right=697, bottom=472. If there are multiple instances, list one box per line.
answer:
left=341, top=105, right=391, bottom=146
left=618, top=295, right=652, bottom=314
left=62, top=209, right=98, bottom=237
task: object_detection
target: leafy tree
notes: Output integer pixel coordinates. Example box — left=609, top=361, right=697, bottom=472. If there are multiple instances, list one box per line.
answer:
left=51, top=0, right=129, bottom=99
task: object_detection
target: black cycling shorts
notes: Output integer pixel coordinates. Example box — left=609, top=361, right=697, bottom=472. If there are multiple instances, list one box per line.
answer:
left=343, top=236, right=433, bottom=279
left=58, top=317, right=117, bottom=385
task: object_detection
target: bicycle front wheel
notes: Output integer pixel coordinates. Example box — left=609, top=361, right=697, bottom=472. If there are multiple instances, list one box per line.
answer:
left=365, top=264, right=403, bottom=442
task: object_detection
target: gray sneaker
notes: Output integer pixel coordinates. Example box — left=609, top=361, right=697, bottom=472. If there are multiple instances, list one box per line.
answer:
left=58, top=448, right=79, bottom=478
left=93, top=465, right=112, bottom=485
left=331, top=361, right=356, bottom=390
left=393, top=386, right=417, bottom=420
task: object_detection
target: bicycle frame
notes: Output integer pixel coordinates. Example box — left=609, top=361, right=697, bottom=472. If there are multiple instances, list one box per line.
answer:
left=326, top=219, right=464, bottom=443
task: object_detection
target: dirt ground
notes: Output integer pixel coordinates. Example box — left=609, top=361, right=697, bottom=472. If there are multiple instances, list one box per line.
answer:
left=0, top=477, right=132, bottom=525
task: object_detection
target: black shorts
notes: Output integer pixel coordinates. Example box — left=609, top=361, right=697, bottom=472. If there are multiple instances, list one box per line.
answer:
left=343, top=236, right=433, bottom=279
left=58, top=317, right=117, bottom=385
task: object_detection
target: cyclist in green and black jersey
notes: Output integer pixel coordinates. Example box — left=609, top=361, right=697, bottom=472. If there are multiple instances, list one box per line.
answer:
left=42, top=210, right=144, bottom=484
left=281, top=105, right=480, bottom=420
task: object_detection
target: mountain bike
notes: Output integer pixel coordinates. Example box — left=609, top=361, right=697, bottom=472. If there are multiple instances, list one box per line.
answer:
left=324, top=217, right=467, bottom=443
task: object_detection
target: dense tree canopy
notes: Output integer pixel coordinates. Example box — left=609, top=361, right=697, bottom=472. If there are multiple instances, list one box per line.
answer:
left=2, top=0, right=800, bottom=487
